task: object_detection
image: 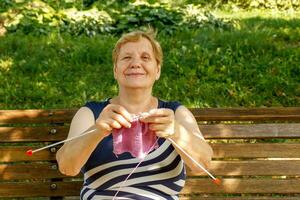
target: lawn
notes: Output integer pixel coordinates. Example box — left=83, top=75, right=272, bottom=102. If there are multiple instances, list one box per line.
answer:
left=0, top=1, right=299, bottom=109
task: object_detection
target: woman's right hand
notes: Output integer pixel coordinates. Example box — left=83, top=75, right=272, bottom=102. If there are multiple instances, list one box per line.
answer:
left=95, top=104, right=133, bottom=137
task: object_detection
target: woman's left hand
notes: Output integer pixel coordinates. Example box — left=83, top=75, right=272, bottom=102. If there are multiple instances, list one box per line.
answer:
left=140, top=108, right=176, bottom=138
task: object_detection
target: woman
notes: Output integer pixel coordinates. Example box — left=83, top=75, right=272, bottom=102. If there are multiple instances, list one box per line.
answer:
left=56, top=29, right=213, bottom=199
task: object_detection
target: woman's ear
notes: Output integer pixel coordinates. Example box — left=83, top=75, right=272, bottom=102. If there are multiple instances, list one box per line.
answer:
left=113, top=64, right=117, bottom=79
left=156, top=64, right=161, bottom=80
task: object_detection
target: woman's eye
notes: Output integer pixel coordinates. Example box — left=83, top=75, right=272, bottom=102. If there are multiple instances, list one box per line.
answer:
left=142, top=56, right=150, bottom=60
left=122, top=56, right=131, bottom=60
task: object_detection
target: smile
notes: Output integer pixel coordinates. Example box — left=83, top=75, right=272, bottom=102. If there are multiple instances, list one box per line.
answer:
left=125, top=73, right=145, bottom=76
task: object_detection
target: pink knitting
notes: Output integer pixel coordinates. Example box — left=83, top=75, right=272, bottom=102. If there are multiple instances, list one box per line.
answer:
left=112, top=117, right=159, bottom=159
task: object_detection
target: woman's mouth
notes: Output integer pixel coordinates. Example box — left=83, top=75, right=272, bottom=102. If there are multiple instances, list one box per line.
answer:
left=125, top=73, right=145, bottom=76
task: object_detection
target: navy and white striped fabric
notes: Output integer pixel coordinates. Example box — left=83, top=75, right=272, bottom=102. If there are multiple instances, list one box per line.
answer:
left=80, top=99, right=186, bottom=200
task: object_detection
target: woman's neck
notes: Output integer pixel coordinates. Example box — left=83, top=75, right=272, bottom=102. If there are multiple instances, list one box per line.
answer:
left=112, top=88, right=157, bottom=114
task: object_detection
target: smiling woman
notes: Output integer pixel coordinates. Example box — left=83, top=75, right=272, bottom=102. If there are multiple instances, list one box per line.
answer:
left=55, top=29, right=213, bottom=199
left=114, top=37, right=160, bottom=89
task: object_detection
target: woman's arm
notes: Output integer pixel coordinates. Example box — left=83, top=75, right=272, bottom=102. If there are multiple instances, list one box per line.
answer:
left=140, top=106, right=213, bottom=172
left=56, top=107, right=104, bottom=176
left=172, top=105, right=213, bottom=172
left=56, top=104, right=133, bottom=176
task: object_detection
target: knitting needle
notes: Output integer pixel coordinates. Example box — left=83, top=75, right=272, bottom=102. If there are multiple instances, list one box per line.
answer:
left=26, top=128, right=98, bottom=156
left=168, top=138, right=221, bottom=185
left=112, top=137, right=160, bottom=199
left=26, top=113, right=148, bottom=156
left=25, top=113, right=221, bottom=185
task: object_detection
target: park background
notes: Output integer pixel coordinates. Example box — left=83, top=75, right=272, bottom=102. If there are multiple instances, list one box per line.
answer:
left=0, top=0, right=299, bottom=109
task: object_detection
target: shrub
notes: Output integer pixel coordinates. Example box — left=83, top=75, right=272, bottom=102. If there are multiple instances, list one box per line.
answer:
left=1, top=1, right=235, bottom=36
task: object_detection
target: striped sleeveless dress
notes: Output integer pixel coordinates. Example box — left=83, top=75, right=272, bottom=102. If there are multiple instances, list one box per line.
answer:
left=80, top=99, right=186, bottom=200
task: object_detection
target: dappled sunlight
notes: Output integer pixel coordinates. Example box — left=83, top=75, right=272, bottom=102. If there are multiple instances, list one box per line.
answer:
left=25, top=0, right=56, bottom=13
left=187, top=160, right=243, bottom=177
left=0, top=110, right=46, bottom=124
left=0, top=164, right=8, bottom=180
left=0, top=147, right=12, bottom=163
left=173, top=123, right=191, bottom=149
left=209, top=160, right=242, bottom=177
left=214, top=9, right=300, bottom=20
left=221, top=178, right=242, bottom=192
left=62, top=7, right=113, bottom=23
left=1, top=9, right=24, bottom=28
left=0, top=127, right=24, bottom=142
left=217, top=124, right=236, bottom=138
left=0, top=57, right=13, bottom=72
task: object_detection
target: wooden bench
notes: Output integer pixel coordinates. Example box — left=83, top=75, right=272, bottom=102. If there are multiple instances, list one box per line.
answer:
left=1, top=107, right=300, bottom=199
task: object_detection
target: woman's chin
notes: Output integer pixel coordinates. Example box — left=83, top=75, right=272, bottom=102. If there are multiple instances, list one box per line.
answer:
left=122, top=82, right=153, bottom=89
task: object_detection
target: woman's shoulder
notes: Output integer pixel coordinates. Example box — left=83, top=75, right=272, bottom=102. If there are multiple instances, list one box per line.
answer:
left=84, top=99, right=109, bottom=108
left=158, top=98, right=183, bottom=111
left=83, top=98, right=111, bottom=120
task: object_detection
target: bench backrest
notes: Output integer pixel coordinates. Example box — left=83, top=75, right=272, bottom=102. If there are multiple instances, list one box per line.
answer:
left=0, top=108, right=300, bottom=199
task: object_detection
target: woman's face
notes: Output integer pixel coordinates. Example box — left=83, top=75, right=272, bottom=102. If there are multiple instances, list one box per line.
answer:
left=114, top=37, right=160, bottom=89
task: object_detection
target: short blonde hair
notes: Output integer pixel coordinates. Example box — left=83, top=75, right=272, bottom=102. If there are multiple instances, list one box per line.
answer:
left=112, top=29, right=163, bottom=66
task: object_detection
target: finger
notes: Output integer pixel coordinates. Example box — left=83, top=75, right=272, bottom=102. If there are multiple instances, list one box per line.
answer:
left=107, top=118, right=122, bottom=129
left=96, top=121, right=112, bottom=132
left=149, top=123, right=167, bottom=131
left=148, top=108, right=173, bottom=117
left=141, top=115, right=172, bottom=124
left=110, top=104, right=133, bottom=122
left=110, top=112, right=131, bottom=128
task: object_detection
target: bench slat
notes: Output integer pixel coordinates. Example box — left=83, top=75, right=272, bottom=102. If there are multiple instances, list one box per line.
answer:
left=0, top=146, right=56, bottom=162
left=211, top=143, right=300, bottom=158
left=1, top=179, right=300, bottom=197
left=191, top=107, right=300, bottom=121
left=1, top=107, right=300, bottom=124
left=182, top=178, right=300, bottom=194
left=201, top=123, right=300, bottom=139
left=1, top=160, right=299, bottom=180
left=180, top=197, right=300, bottom=200
left=0, top=109, right=75, bottom=124
left=187, top=160, right=300, bottom=176
left=1, top=123, right=299, bottom=142
left=0, top=181, right=82, bottom=197
left=0, top=163, right=68, bottom=180
left=62, top=196, right=300, bottom=200
left=0, top=127, right=68, bottom=142
left=1, top=143, right=300, bottom=162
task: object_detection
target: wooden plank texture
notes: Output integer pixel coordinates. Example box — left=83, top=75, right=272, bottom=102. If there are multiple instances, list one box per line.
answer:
left=0, top=127, right=68, bottom=142
left=200, top=123, right=300, bottom=139
left=1, top=160, right=299, bottom=180
left=2, top=107, right=300, bottom=124
left=1, top=123, right=299, bottom=142
left=0, top=163, right=73, bottom=180
left=1, top=108, right=300, bottom=198
left=179, top=197, right=300, bottom=200
left=64, top=197, right=300, bottom=200
left=211, top=143, right=300, bottom=158
left=0, top=146, right=58, bottom=162
left=1, top=143, right=300, bottom=162
left=186, top=160, right=300, bottom=176
left=0, top=181, right=82, bottom=197
left=0, top=109, right=76, bottom=124
left=1, top=179, right=300, bottom=197
left=191, top=107, right=300, bottom=121
left=181, top=178, right=300, bottom=194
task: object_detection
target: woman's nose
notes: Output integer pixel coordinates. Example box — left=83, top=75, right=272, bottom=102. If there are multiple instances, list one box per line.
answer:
left=130, top=58, right=142, bottom=68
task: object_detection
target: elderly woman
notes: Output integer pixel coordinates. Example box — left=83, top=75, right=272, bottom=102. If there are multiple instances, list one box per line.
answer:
left=56, top=30, right=213, bottom=199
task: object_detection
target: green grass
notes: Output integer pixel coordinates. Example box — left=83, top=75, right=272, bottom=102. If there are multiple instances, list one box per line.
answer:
left=0, top=10, right=299, bottom=109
